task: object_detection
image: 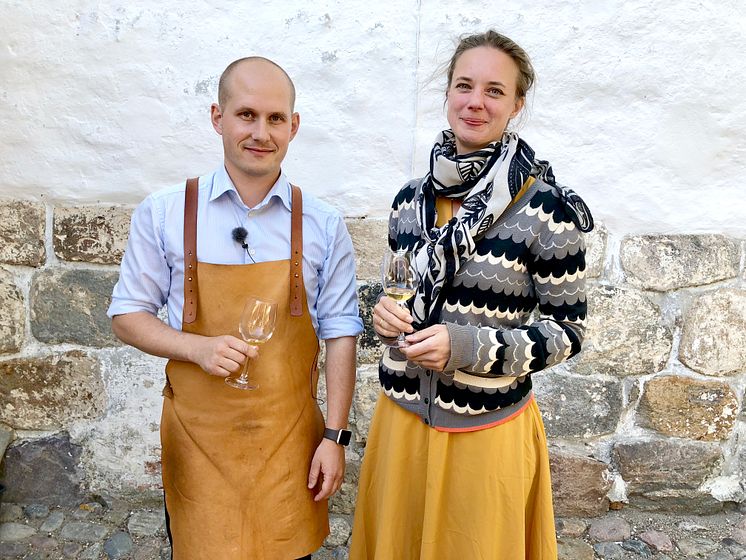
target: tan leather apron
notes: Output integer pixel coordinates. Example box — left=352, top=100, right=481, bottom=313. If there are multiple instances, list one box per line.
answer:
left=160, top=179, right=329, bottom=559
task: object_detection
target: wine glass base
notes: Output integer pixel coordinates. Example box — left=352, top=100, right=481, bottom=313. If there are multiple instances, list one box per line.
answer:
left=225, top=377, right=257, bottom=390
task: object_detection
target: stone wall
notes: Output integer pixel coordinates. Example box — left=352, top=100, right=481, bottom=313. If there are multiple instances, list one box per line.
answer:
left=1, top=200, right=745, bottom=551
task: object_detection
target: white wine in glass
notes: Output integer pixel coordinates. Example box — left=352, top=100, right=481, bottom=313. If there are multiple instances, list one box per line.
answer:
left=225, top=297, right=277, bottom=390
left=381, top=249, right=419, bottom=347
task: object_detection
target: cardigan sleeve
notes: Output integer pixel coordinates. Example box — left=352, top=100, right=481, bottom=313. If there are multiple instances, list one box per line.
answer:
left=444, top=195, right=589, bottom=377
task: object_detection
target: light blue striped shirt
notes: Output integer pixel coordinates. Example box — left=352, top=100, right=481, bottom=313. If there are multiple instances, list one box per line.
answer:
left=108, top=166, right=363, bottom=340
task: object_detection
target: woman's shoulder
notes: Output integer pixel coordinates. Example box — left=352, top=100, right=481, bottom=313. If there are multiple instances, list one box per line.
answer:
left=526, top=179, right=594, bottom=233
left=391, top=176, right=426, bottom=208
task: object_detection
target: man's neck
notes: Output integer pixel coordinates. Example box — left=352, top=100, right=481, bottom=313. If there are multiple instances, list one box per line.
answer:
left=226, top=167, right=281, bottom=208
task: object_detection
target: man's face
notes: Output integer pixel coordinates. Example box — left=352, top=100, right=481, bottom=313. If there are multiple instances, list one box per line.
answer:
left=211, top=61, right=299, bottom=189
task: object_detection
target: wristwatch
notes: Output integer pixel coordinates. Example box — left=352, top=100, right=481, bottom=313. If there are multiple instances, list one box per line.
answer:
left=323, top=427, right=352, bottom=446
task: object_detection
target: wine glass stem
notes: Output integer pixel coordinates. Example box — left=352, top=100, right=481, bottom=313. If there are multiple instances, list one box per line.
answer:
left=237, top=355, right=251, bottom=383
left=397, top=301, right=408, bottom=345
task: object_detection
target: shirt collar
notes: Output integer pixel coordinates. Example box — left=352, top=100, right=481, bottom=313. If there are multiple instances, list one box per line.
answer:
left=210, top=166, right=292, bottom=211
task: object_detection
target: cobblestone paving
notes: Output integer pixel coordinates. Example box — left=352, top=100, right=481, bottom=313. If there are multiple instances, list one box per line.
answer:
left=1, top=497, right=745, bottom=559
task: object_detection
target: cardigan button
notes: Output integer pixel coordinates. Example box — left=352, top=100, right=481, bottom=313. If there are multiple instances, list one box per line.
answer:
left=424, top=398, right=429, bottom=404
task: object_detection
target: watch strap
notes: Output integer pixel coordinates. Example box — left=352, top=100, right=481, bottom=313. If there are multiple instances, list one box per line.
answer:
left=323, top=428, right=351, bottom=446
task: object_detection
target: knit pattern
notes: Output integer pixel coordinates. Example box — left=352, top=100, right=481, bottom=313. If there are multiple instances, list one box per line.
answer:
left=379, top=177, right=589, bottom=429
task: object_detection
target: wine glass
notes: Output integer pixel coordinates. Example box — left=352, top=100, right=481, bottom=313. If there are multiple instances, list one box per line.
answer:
left=225, top=297, right=277, bottom=390
left=381, top=248, right=419, bottom=347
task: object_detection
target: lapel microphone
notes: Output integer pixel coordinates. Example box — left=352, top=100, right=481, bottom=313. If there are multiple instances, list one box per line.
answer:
left=231, top=227, right=248, bottom=249
left=232, top=227, right=256, bottom=263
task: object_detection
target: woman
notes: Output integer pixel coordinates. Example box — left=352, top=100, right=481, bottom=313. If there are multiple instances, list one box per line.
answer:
left=349, top=30, right=593, bottom=559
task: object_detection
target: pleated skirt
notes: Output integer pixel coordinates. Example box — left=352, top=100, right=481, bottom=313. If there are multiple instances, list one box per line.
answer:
left=349, top=393, right=557, bottom=560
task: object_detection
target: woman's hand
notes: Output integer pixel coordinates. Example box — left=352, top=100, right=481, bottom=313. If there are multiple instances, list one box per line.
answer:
left=372, top=296, right=414, bottom=338
left=400, top=325, right=451, bottom=371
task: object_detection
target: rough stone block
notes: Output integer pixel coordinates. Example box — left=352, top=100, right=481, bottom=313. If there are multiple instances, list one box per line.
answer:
left=550, top=447, right=611, bottom=517
left=0, top=352, right=104, bottom=430
left=0, top=268, right=24, bottom=354
left=357, top=282, right=383, bottom=364
left=0, top=201, right=46, bottom=266
left=30, top=269, right=119, bottom=347
left=53, top=205, right=132, bottom=265
left=557, top=537, right=595, bottom=560
left=324, top=515, right=352, bottom=548
left=0, top=423, right=13, bottom=459
left=679, top=289, right=746, bottom=376
left=533, top=372, right=622, bottom=438
left=621, top=234, right=740, bottom=291
left=573, top=285, right=672, bottom=376
left=638, top=376, right=739, bottom=441
left=345, top=218, right=389, bottom=282
left=613, top=439, right=723, bottom=512
left=584, top=223, right=607, bottom=278
left=2, top=433, right=84, bottom=506
left=350, top=366, right=382, bottom=445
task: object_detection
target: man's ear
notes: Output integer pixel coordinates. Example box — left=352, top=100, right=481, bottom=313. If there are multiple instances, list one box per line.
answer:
left=210, top=103, right=223, bottom=135
left=289, top=112, right=300, bottom=141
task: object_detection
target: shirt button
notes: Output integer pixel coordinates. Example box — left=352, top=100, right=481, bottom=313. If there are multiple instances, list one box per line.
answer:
left=249, top=249, right=256, bottom=256
left=424, top=398, right=429, bottom=404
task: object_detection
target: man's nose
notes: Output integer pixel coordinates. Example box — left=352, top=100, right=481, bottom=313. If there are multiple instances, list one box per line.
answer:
left=251, top=119, right=270, bottom=142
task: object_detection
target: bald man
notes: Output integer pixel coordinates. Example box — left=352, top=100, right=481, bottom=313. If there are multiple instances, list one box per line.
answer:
left=109, top=57, right=362, bottom=559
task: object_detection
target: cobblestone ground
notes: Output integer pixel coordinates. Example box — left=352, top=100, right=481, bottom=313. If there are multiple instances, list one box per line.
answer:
left=1, top=497, right=745, bottom=559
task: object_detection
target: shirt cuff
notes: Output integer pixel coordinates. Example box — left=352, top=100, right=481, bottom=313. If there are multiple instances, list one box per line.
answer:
left=318, top=316, right=364, bottom=340
left=107, top=298, right=160, bottom=319
left=444, top=322, right=477, bottom=372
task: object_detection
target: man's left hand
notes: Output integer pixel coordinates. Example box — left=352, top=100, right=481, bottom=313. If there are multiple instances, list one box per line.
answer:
left=307, top=438, right=345, bottom=502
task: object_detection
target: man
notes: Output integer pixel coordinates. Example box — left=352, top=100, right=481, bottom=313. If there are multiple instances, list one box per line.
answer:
left=108, top=57, right=362, bottom=560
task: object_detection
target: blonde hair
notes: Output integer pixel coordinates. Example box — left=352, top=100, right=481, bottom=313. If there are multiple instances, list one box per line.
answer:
left=446, top=30, right=535, bottom=99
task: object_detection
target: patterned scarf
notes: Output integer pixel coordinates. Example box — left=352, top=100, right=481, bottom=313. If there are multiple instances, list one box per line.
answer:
left=410, top=129, right=559, bottom=329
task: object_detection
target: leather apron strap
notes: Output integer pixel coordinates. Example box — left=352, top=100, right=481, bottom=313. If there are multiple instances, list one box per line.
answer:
left=183, top=178, right=199, bottom=324
left=289, top=185, right=303, bottom=317
left=181, top=179, right=305, bottom=323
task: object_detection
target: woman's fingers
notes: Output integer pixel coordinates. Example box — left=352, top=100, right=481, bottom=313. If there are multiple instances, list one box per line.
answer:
left=372, top=297, right=414, bottom=336
left=401, top=325, right=451, bottom=371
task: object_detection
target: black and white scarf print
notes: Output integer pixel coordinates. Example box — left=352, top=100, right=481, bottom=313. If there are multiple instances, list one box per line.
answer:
left=410, top=129, right=559, bottom=330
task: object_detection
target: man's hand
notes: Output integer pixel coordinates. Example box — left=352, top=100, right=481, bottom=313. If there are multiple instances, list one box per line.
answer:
left=400, top=324, right=451, bottom=371
left=188, top=335, right=257, bottom=377
left=372, top=296, right=414, bottom=338
left=112, top=312, right=258, bottom=378
left=307, top=438, right=345, bottom=502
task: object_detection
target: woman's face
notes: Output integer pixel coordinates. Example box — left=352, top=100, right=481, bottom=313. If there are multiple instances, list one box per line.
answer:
left=446, top=46, right=525, bottom=154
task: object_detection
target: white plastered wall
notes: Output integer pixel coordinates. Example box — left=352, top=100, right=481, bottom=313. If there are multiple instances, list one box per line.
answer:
left=1, top=1, right=744, bottom=232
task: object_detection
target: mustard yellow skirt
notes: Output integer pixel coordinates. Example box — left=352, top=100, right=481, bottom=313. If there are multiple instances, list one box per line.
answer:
left=349, top=394, right=556, bottom=560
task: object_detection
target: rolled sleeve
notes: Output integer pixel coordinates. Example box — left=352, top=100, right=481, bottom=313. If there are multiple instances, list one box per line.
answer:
left=315, top=216, right=364, bottom=340
left=108, top=196, right=171, bottom=318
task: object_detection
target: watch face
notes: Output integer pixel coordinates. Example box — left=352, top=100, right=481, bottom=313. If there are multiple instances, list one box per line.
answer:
left=338, top=429, right=352, bottom=446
